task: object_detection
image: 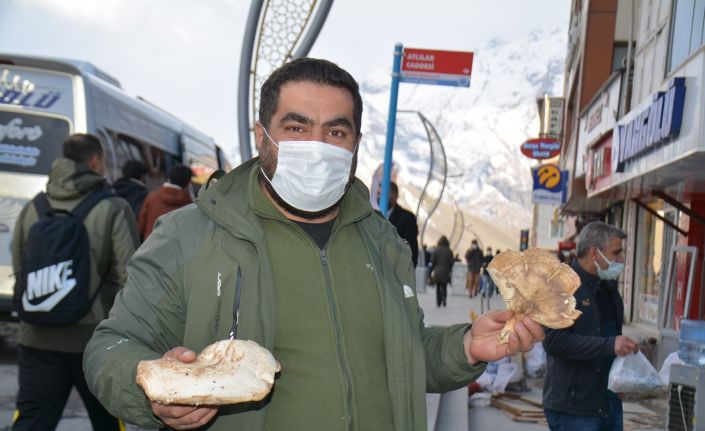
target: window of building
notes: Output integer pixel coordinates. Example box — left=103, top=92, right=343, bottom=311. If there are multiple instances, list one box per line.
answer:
left=669, top=0, right=705, bottom=72
left=612, top=43, right=629, bottom=72
left=634, top=200, right=678, bottom=325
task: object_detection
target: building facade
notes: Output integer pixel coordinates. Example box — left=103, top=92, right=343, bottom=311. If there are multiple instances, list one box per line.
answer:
left=558, top=0, right=705, bottom=364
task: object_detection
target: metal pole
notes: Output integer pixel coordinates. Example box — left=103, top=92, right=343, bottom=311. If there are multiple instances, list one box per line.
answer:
left=292, top=0, right=335, bottom=59
left=237, top=0, right=265, bottom=163
left=379, top=43, right=403, bottom=218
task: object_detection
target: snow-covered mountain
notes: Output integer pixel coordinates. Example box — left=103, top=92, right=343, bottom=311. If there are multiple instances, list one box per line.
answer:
left=356, top=27, right=566, bottom=251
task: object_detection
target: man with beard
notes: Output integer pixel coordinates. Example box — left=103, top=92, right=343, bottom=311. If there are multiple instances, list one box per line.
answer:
left=84, top=58, right=544, bottom=431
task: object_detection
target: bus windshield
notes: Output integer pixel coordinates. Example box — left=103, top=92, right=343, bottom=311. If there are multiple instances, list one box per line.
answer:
left=0, top=111, right=70, bottom=175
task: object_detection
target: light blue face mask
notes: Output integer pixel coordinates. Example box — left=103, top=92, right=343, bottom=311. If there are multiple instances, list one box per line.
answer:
left=595, top=248, right=624, bottom=280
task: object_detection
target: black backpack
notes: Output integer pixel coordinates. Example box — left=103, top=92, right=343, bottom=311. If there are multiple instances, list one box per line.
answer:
left=14, top=189, right=114, bottom=326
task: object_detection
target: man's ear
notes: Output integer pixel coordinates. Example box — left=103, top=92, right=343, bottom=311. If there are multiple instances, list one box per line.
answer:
left=254, top=122, right=265, bottom=153
left=87, top=153, right=102, bottom=174
left=589, top=247, right=598, bottom=261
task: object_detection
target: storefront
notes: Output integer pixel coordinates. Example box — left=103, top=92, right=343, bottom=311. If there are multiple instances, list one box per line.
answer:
left=586, top=53, right=705, bottom=362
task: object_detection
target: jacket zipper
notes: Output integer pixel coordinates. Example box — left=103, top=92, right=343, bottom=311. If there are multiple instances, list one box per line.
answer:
left=319, top=247, right=354, bottom=430
left=400, top=292, right=414, bottom=428
left=391, top=240, right=414, bottom=429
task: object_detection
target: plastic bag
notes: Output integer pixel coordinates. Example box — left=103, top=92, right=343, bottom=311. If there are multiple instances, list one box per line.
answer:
left=658, top=351, right=685, bottom=385
left=524, top=342, right=547, bottom=377
left=490, top=362, right=521, bottom=393
left=608, top=351, right=665, bottom=394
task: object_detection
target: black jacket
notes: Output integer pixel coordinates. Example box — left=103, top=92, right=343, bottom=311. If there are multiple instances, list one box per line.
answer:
left=543, top=260, right=623, bottom=417
left=113, top=177, right=147, bottom=218
left=388, top=204, right=419, bottom=266
left=465, top=248, right=483, bottom=272
left=430, top=245, right=454, bottom=285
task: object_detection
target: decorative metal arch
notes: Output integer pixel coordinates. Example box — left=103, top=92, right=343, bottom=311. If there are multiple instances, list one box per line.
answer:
left=449, top=198, right=465, bottom=252
left=237, top=0, right=334, bottom=162
left=398, top=110, right=448, bottom=267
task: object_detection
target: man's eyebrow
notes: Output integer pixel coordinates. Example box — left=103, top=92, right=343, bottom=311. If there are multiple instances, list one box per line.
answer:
left=323, top=117, right=354, bottom=130
left=279, top=112, right=314, bottom=126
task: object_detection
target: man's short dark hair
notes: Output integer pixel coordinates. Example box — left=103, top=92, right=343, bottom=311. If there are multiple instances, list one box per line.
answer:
left=63, top=133, right=103, bottom=164
left=576, top=221, right=627, bottom=258
left=168, top=165, right=193, bottom=188
left=122, top=160, right=148, bottom=180
left=258, top=58, right=363, bottom=135
left=389, top=182, right=399, bottom=195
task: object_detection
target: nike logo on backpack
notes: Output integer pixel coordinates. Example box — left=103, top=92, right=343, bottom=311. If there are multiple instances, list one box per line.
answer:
left=22, top=260, right=77, bottom=312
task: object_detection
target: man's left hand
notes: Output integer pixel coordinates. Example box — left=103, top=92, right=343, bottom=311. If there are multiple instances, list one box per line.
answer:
left=463, top=309, right=544, bottom=365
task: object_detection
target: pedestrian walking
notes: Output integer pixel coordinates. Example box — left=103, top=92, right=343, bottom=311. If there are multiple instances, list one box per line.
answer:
left=480, top=246, right=495, bottom=297
left=11, top=133, right=139, bottom=431
left=465, top=239, right=483, bottom=297
left=430, top=235, right=453, bottom=307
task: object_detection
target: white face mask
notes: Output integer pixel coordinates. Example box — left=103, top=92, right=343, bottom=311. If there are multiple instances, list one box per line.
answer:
left=595, top=248, right=625, bottom=280
left=261, top=128, right=354, bottom=212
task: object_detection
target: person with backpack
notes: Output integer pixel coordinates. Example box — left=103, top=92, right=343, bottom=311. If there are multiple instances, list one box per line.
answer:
left=11, top=133, right=139, bottom=431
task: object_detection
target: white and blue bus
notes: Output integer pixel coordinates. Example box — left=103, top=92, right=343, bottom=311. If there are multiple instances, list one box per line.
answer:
left=0, top=53, right=230, bottom=320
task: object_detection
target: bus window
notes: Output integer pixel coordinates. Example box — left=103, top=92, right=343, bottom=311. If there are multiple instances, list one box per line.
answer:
left=0, top=111, right=70, bottom=175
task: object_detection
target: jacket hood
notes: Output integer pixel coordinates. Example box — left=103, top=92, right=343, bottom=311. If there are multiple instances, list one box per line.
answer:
left=196, top=157, right=373, bottom=238
left=156, top=185, right=192, bottom=207
left=113, top=178, right=145, bottom=195
left=46, top=158, right=107, bottom=200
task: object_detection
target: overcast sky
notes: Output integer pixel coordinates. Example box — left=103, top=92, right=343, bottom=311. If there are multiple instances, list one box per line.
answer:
left=0, top=0, right=570, bottom=163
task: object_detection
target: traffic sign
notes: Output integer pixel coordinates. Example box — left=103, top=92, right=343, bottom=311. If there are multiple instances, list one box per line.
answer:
left=400, top=48, right=474, bottom=87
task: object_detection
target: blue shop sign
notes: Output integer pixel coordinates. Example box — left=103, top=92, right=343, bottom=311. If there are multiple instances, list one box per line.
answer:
left=614, top=78, right=685, bottom=173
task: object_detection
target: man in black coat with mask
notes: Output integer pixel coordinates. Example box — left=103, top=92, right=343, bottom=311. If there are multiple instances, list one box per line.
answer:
left=379, top=181, right=419, bottom=267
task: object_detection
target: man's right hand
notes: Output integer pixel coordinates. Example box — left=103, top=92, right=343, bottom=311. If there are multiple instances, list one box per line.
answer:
left=149, top=347, right=219, bottom=430
left=614, top=335, right=639, bottom=356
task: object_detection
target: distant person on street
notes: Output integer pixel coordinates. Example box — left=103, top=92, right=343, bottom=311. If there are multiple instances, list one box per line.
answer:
left=11, top=133, right=139, bottom=431
left=113, top=159, right=149, bottom=218
left=431, top=236, right=453, bottom=307
left=465, top=239, right=483, bottom=297
left=379, top=181, right=419, bottom=267
left=480, top=246, right=494, bottom=297
left=138, top=164, right=193, bottom=239
left=543, top=221, right=638, bottom=431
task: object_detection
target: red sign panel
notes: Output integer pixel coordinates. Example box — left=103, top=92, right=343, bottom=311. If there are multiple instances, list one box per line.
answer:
left=401, top=48, right=474, bottom=87
left=520, top=138, right=561, bottom=160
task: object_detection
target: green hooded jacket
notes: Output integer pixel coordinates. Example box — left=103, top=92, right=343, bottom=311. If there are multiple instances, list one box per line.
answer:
left=84, top=158, right=484, bottom=430
left=11, top=158, right=140, bottom=353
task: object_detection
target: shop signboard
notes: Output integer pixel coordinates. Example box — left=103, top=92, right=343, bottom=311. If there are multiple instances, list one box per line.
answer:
left=537, top=96, right=565, bottom=138
left=400, top=48, right=474, bottom=87
left=0, top=65, right=73, bottom=118
left=531, top=164, right=568, bottom=205
left=612, top=77, right=686, bottom=173
left=547, top=97, right=564, bottom=137
left=580, top=73, right=621, bottom=179
left=520, top=138, right=561, bottom=160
